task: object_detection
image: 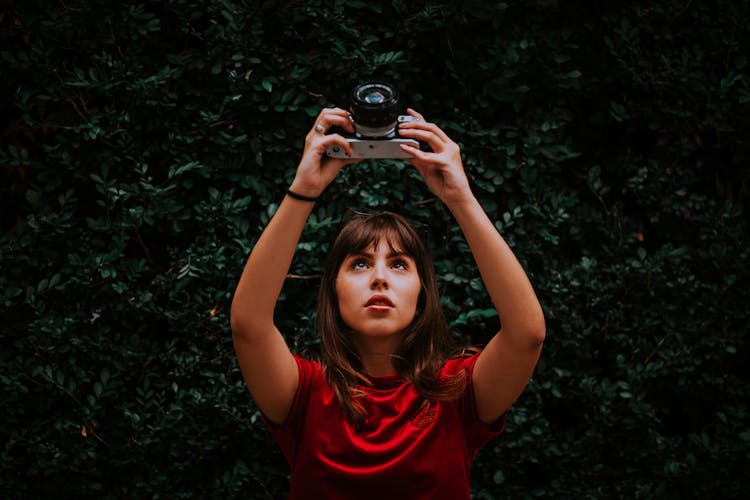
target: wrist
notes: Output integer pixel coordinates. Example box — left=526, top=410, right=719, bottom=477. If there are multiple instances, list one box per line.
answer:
left=288, top=180, right=323, bottom=200
left=286, top=188, right=319, bottom=203
left=441, top=187, right=478, bottom=211
left=444, top=192, right=481, bottom=216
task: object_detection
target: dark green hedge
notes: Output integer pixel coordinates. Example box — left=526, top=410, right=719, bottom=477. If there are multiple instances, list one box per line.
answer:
left=2, top=1, right=748, bottom=498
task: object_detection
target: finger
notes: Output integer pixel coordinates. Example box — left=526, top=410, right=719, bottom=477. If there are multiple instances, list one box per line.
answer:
left=398, top=127, right=446, bottom=151
left=400, top=119, right=451, bottom=144
left=318, top=133, right=355, bottom=157
left=400, top=143, right=432, bottom=163
left=317, top=106, right=348, bottom=119
left=319, top=107, right=351, bottom=124
left=326, top=106, right=349, bottom=116
left=406, top=108, right=425, bottom=121
left=314, top=109, right=354, bottom=134
left=398, top=126, right=442, bottom=143
left=323, top=113, right=355, bottom=133
left=400, top=145, right=430, bottom=177
left=400, top=120, right=451, bottom=144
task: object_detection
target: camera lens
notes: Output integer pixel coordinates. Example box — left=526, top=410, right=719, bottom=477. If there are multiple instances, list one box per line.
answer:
left=350, top=82, right=400, bottom=139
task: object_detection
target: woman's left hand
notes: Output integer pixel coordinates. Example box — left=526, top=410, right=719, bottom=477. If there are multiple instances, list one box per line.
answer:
left=397, top=109, right=474, bottom=207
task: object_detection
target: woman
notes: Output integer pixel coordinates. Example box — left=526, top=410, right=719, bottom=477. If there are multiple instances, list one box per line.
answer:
left=230, top=107, right=546, bottom=499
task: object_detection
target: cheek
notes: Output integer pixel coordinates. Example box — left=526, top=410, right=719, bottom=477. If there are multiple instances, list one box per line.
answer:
left=334, top=277, right=346, bottom=309
left=335, top=275, right=356, bottom=312
left=334, top=269, right=351, bottom=294
left=405, top=277, right=423, bottom=310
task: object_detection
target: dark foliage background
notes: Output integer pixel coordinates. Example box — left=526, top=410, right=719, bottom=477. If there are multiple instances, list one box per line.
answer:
left=2, top=1, right=748, bottom=498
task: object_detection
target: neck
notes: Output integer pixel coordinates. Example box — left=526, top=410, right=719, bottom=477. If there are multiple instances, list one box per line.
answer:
left=354, top=336, right=402, bottom=376
left=360, top=352, right=397, bottom=377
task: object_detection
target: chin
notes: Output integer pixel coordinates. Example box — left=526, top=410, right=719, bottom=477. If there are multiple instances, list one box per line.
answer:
left=354, top=322, right=407, bottom=338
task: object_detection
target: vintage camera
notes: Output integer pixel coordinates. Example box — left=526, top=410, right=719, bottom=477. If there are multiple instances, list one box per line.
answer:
left=325, top=82, right=419, bottom=159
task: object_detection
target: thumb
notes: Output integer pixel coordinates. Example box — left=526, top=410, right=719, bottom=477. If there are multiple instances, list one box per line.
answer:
left=321, top=156, right=357, bottom=184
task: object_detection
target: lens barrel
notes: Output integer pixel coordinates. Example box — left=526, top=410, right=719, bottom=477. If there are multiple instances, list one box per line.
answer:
left=350, top=82, right=400, bottom=138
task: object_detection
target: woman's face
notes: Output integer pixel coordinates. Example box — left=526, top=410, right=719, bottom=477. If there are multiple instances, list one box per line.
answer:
left=335, top=238, right=422, bottom=341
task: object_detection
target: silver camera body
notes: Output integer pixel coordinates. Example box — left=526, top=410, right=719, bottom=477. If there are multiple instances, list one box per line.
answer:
left=326, top=115, right=419, bottom=159
left=325, top=82, right=419, bottom=159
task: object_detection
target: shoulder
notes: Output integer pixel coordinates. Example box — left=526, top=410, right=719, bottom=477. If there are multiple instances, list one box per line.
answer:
left=264, top=353, right=327, bottom=429
left=440, top=347, right=482, bottom=376
left=292, top=352, right=325, bottom=380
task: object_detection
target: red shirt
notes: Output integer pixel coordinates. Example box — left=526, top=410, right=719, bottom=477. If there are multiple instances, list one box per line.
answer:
left=264, top=352, right=506, bottom=499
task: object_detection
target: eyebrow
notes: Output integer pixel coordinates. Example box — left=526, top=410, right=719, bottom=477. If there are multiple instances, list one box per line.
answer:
left=348, top=250, right=412, bottom=260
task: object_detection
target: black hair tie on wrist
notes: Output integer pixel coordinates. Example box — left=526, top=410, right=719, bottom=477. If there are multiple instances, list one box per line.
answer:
left=286, top=189, right=319, bottom=203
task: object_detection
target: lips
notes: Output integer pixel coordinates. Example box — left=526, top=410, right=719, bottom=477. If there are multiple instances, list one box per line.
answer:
left=365, top=295, right=395, bottom=307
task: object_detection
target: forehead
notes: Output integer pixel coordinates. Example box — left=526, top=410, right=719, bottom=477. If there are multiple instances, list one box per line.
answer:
left=348, top=229, right=410, bottom=256
left=347, top=240, right=409, bottom=258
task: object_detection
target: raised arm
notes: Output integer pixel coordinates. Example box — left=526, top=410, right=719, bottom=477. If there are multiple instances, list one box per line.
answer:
left=230, top=108, right=356, bottom=424
left=399, top=111, right=546, bottom=424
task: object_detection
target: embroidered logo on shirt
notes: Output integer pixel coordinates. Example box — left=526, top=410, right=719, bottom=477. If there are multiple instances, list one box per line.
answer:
left=410, top=400, right=436, bottom=428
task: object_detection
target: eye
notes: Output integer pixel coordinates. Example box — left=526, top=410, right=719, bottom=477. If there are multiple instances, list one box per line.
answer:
left=351, top=258, right=368, bottom=270
left=392, top=259, right=409, bottom=270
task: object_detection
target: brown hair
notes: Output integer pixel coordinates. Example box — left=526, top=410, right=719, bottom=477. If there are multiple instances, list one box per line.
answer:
left=316, top=211, right=467, bottom=428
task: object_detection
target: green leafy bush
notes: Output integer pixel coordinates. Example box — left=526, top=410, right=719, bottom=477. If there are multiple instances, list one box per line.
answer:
left=2, top=1, right=748, bottom=498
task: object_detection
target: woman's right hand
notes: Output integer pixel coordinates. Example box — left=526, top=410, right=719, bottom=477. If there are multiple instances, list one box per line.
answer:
left=289, top=107, right=359, bottom=198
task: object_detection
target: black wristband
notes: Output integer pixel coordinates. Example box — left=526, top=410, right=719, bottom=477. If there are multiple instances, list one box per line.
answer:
left=286, top=189, right=319, bottom=203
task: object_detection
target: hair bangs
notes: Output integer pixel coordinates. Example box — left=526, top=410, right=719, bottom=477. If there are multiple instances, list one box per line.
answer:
left=339, top=213, right=422, bottom=262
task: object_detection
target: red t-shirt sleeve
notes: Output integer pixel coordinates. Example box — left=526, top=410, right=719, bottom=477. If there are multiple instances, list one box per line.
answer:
left=262, top=354, right=317, bottom=465
left=449, top=352, right=508, bottom=459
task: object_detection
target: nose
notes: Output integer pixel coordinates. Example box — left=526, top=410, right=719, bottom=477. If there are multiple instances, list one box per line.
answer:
left=370, top=260, right=389, bottom=289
